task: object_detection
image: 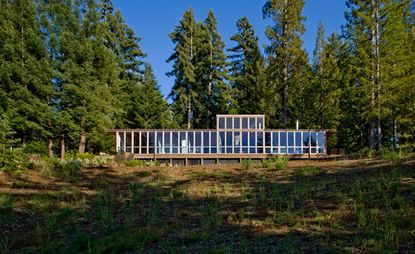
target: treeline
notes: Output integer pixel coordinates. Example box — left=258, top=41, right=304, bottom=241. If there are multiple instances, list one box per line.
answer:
left=0, top=0, right=414, bottom=157
left=0, top=0, right=173, bottom=158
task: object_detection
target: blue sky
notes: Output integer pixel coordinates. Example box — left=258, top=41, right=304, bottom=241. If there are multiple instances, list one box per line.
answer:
left=113, top=0, right=347, bottom=98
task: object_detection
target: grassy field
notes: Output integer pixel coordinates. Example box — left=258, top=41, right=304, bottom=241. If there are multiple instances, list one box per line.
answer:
left=1, top=157, right=414, bottom=253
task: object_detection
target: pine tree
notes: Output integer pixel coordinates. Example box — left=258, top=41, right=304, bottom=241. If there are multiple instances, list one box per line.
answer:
left=0, top=0, right=54, bottom=148
left=167, top=8, right=199, bottom=129
left=263, top=0, right=310, bottom=127
left=195, top=10, right=231, bottom=128
left=228, top=17, right=273, bottom=124
left=101, top=1, right=146, bottom=128
left=129, top=63, right=173, bottom=129
left=345, top=0, right=414, bottom=150
left=310, top=23, right=342, bottom=129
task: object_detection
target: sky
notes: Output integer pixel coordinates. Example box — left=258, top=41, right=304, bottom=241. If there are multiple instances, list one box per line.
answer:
left=113, top=0, right=347, bottom=98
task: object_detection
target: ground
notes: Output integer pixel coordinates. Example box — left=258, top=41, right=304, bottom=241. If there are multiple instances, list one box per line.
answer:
left=1, top=158, right=414, bottom=253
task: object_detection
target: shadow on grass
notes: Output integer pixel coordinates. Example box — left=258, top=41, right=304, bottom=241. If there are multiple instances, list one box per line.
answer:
left=0, top=159, right=414, bottom=253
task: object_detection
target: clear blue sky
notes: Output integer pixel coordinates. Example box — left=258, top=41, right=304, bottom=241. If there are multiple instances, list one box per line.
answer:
left=113, top=0, right=347, bottom=98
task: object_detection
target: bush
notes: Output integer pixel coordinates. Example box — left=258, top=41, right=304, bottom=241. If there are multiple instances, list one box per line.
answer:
left=0, top=147, right=28, bottom=176
left=262, top=158, right=273, bottom=168
left=82, top=156, right=111, bottom=168
left=75, top=152, right=95, bottom=160
left=52, top=159, right=83, bottom=181
left=380, top=147, right=411, bottom=163
left=241, top=158, right=252, bottom=170
left=359, top=147, right=376, bottom=159
left=123, top=159, right=145, bottom=167
left=273, top=156, right=289, bottom=171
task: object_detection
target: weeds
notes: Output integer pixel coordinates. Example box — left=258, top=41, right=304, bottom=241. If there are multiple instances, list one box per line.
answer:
left=123, top=159, right=146, bottom=167
left=241, top=158, right=252, bottom=170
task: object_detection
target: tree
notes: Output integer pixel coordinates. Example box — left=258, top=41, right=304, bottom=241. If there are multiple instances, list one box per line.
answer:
left=195, top=10, right=232, bottom=128
left=0, top=0, right=54, bottom=151
left=167, top=8, right=199, bottom=129
left=228, top=17, right=273, bottom=124
left=263, top=0, right=310, bottom=127
left=101, top=1, right=146, bottom=128
left=129, top=63, right=173, bottom=129
left=310, top=23, right=342, bottom=129
left=345, top=0, right=414, bottom=150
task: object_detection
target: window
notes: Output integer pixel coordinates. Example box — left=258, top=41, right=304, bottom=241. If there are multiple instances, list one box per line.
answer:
left=219, top=117, right=225, bottom=129
left=226, top=118, right=233, bottom=129
left=234, top=117, right=240, bottom=129
left=249, top=118, right=256, bottom=129
left=242, top=118, right=248, bottom=129
left=257, top=117, right=264, bottom=129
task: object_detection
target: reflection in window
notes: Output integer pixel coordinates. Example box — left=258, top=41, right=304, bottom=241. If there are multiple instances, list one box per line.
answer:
left=265, top=132, right=271, bottom=146
left=242, top=118, right=248, bottom=129
left=280, top=132, right=287, bottom=146
left=234, top=118, right=240, bottom=129
left=303, top=132, right=309, bottom=147
left=226, top=118, right=232, bottom=129
left=288, top=132, right=294, bottom=146
left=257, top=117, right=264, bottom=129
left=272, top=132, right=279, bottom=146
left=219, top=117, right=225, bottom=129
left=311, top=132, right=317, bottom=146
left=249, top=118, right=256, bottom=129
left=242, top=132, right=248, bottom=146
left=295, top=132, right=301, bottom=146
left=234, top=132, right=240, bottom=146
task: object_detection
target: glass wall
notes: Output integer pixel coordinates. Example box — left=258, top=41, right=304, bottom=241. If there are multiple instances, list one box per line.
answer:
left=116, top=130, right=326, bottom=155
left=217, top=115, right=265, bottom=130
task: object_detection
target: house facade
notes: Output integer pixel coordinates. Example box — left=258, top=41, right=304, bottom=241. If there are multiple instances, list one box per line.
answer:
left=110, top=114, right=328, bottom=165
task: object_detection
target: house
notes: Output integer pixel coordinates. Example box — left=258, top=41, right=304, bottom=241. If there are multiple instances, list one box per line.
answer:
left=108, top=114, right=329, bottom=165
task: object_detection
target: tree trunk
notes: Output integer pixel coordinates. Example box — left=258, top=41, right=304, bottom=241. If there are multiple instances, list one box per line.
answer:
left=187, top=92, right=192, bottom=129
left=48, top=138, right=54, bottom=158
left=60, top=134, right=65, bottom=160
left=79, top=133, right=86, bottom=153
left=374, top=1, right=381, bottom=151
left=281, top=0, right=289, bottom=127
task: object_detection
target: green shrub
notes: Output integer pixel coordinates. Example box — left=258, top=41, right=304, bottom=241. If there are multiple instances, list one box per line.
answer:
left=123, top=159, right=145, bottom=167
left=53, top=159, right=83, bottom=181
left=273, top=156, right=289, bottom=171
left=380, top=147, right=411, bottom=163
left=0, top=147, right=28, bottom=176
left=262, top=158, right=273, bottom=168
left=83, top=156, right=111, bottom=168
left=75, top=152, right=95, bottom=160
left=359, top=147, right=376, bottom=159
left=241, top=158, right=252, bottom=170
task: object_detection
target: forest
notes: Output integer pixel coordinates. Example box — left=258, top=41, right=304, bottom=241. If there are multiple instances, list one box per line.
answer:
left=1, top=1, right=415, bottom=253
left=0, top=0, right=414, bottom=158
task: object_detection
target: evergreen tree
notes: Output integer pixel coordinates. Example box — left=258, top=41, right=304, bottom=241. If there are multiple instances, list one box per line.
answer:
left=310, top=23, right=342, bottom=129
left=196, top=10, right=232, bottom=128
left=101, top=1, right=146, bottom=128
left=167, top=8, right=199, bottom=129
left=228, top=17, right=273, bottom=125
left=263, top=0, right=311, bottom=127
left=129, top=63, right=173, bottom=129
left=0, top=0, right=54, bottom=148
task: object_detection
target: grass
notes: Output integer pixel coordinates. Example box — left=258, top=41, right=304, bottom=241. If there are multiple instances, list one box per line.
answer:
left=0, top=157, right=414, bottom=253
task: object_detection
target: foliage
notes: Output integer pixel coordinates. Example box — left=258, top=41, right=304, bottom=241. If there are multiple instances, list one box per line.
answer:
left=272, top=156, right=289, bottom=171
left=380, top=147, right=412, bottom=163
left=52, top=159, right=83, bottom=181
left=22, top=141, right=48, bottom=156
left=0, top=148, right=28, bottom=176
left=241, top=158, right=252, bottom=170
left=123, top=159, right=146, bottom=167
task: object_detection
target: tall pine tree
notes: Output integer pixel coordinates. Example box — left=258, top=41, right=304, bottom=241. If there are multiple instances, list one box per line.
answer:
left=263, top=0, right=311, bottom=127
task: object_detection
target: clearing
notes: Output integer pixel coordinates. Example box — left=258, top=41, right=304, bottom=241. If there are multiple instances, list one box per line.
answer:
left=1, top=158, right=414, bottom=253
